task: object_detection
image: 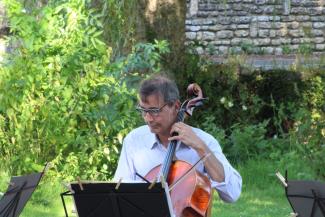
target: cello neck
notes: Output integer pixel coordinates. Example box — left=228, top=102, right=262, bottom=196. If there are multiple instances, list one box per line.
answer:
left=161, top=109, right=186, bottom=179
left=160, top=83, right=205, bottom=181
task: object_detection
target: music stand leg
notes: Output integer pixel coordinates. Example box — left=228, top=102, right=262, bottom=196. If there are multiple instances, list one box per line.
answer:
left=13, top=182, right=27, bottom=217
left=60, top=191, right=70, bottom=217
left=311, top=190, right=325, bottom=217
left=0, top=181, right=27, bottom=217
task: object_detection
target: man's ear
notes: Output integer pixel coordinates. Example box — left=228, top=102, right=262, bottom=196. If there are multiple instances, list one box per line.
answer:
left=174, top=100, right=181, bottom=111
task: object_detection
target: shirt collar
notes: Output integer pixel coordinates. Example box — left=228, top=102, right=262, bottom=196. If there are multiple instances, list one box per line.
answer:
left=144, top=131, right=159, bottom=149
left=143, top=125, right=190, bottom=150
left=147, top=134, right=190, bottom=150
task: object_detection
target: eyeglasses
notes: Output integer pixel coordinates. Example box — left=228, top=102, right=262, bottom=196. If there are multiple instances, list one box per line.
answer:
left=136, top=103, right=168, bottom=117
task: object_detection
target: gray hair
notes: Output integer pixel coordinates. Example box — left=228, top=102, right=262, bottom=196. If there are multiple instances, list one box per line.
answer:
left=139, top=75, right=179, bottom=104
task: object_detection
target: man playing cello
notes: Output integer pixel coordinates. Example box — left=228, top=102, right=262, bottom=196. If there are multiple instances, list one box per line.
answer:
left=114, top=75, right=242, bottom=213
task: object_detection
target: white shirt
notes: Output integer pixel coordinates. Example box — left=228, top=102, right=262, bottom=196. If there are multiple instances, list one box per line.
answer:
left=114, top=125, right=242, bottom=202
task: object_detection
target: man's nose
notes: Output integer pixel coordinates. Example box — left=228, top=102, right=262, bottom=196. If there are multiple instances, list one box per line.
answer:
left=143, top=112, right=154, bottom=121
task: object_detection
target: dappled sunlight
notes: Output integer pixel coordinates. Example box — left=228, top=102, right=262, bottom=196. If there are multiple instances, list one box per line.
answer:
left=145, top=0, right=182, bottom=24
left=248, top=198, right=276, bottom=206
left=280, top=23, right=288, bottom=37
left=144, top=0, right=184, bottom=24
left=147, top=0, right=157, bottom=14
left=0, top=39, right=6, bottom=62
left=189, top=0, right=199, bottom=17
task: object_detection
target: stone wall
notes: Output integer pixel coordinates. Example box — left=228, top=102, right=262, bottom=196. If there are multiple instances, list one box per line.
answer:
left=186, top=0, right=325, bottom=55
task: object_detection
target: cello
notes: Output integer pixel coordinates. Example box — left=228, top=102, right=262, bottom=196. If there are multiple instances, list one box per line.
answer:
left=145, top=83, right=212, bottom=217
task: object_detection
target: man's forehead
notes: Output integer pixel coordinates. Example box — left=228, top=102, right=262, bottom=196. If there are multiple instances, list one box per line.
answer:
left=139, top=93, right=164, bottom=104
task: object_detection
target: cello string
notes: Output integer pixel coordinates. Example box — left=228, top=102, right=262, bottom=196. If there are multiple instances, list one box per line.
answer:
left=161, top=108, right=185, bottom=179
left=168, top=153, right=211, bottom=191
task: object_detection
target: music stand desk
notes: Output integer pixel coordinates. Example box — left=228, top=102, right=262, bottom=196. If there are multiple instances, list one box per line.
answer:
left=281, top=172, right=325, bottom=217
left=0, top=172, right=44, bottom=217
left=61, top=181, right=175, bottom=217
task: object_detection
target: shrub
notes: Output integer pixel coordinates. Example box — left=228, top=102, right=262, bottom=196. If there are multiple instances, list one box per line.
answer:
left=288, top=108, right=325, bottom=178
left=0, top=0, right=169, bottom=180
left=174, top=48, right=322, bottom=137
left=174, top=46, right=324, bottom=178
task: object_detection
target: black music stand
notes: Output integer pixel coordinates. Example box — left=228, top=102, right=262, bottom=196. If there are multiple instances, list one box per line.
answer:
left=61, top=181, right=175, bottom=217
left=0, top=164, right=48, bottom=217
left=278, top=171, right=325, bottom=217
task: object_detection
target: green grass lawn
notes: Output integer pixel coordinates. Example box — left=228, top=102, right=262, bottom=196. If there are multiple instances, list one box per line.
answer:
left=20, top=200, right=66, bottom=217
left=212, top=180, right=290, bottom=217
left=211, top=159, right=291, bottom=217
left=1, top=158, right=318, bottom=217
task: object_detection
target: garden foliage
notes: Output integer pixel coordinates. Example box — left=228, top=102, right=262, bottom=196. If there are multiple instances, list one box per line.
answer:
left=0, top=0, right=168, bottom=180
left=0, top=0, right=323, bottom=182
left=174, top=48, right=324, bottom=177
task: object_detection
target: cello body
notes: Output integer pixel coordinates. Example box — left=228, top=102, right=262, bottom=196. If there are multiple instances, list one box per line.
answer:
left=145, top=160, right=212, bottom=217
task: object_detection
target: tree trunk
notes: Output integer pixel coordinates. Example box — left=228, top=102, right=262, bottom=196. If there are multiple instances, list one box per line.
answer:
left=137, top=0, right=187, bottom=72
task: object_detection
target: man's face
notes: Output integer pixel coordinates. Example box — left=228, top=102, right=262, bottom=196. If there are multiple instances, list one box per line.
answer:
left=138, top=94, right=179, bottom=136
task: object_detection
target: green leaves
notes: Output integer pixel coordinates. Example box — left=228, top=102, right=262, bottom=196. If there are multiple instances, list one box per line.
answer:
left=125, top=40, right=170, bottom=73
left=0, top=0, right=142, bottom=180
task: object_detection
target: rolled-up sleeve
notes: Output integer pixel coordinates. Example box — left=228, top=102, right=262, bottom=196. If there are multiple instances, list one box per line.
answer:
left=210, top=163, right=242, bottom=202
left=206, top=137, right=242, bottom=203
